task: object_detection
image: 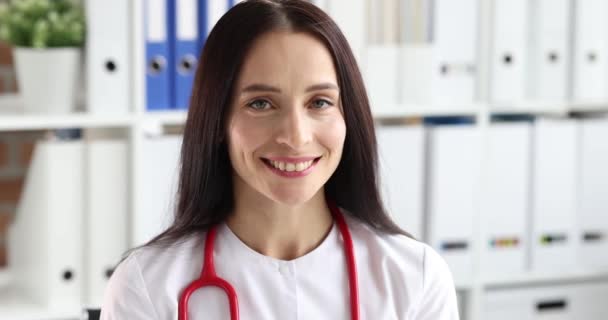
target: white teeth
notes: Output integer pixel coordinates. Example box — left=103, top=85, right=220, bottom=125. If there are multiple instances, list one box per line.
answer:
left=268, top=159, right=315, bottom=172
left=296, top=162, right=305, bottom=171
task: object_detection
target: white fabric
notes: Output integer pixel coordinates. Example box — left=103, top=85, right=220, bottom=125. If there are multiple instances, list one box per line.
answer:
left=101, top=214, right=460, bottom=319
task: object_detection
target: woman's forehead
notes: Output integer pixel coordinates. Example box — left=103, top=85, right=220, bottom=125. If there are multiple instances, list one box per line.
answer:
left=235, top=31, right=338, bottom=91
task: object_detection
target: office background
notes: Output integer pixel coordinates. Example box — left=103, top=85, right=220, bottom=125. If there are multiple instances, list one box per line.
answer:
left=0, top=0, right=607, bottom=319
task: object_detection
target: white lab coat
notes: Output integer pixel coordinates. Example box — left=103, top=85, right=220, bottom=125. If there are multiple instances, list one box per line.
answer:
left=101, top=213, right=459, bottom=319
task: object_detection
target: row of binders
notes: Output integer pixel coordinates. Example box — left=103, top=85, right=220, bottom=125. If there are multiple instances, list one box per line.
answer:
left=86, top=0, right=242, bottom=114
left=87, top=0, right=608, bottom=115
left=3, top=134, right=182, bottom=313
left=490, top=0, right=608, bottom=105
left=378, top=117, right=608, bottom=284
left=313, top=0, right=608, bottom=113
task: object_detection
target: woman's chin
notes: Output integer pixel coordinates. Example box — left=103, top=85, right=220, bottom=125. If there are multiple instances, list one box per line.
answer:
left=266, top=187, right=321, bottom=207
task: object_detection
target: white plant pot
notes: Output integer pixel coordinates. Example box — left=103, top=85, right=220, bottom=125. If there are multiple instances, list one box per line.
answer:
left=13, top=47, right=82, bottom=114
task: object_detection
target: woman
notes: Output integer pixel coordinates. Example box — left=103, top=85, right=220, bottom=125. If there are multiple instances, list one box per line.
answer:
left=101, top=0, right=459, bottom=319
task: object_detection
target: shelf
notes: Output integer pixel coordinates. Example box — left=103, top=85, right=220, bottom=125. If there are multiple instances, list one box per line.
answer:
left=489, top=100, right=608, bottom=116
left=372, top=103, right=482, bottom=118
left=482, top=269, right=608, bottom=289
left=569, top=100, right=608, bottom=113
left=0, top=95, right=193, bottom=132
left=489, top=101, right=571, bottom=115
left=0, top=94, right=134, bottom=132
left=138, top=110, right=188, bottom=126
left=0, top=290, right=81, bottom=320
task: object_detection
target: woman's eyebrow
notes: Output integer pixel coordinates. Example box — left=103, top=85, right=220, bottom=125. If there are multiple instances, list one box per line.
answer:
left=305, top=83, right=339, bottom=92
left=240, top=83, right=339, bottom=93
left=241, top=83, right=281, bottom=93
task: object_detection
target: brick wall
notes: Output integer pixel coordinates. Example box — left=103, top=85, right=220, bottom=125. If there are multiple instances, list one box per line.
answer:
left=0, top=41, right=29, bottom=267
left=0, top=132, right=39, bottom=267
left=0, top=41, right=17, bottom=93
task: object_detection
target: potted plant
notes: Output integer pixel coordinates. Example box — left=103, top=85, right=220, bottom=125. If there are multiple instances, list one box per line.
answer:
left=0, top=0, right=85, bottom=114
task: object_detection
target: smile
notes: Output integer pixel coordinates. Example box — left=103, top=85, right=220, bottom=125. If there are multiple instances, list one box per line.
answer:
left=261, top=156, right=322, bottom=177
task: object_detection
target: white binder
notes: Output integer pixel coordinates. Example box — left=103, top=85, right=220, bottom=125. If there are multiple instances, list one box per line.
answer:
left=484, top=284, right=577, bottom=320
left=364, top=46, right=399, bottom=113
left=531, top=119, right=578, bottom=272
left=572, top=0, right=608, bottom=103
left=489, top=0, right=529, bottom=103
left=326, top=0, right=366, bottom=64
left=400, top=44, right=434, bottom=105
left=84, top=139, right=128, bottom=307
left=480, top=122, right=531, bottom=276
left=426, top=124, right=479, bottom=283
left=86, top=0, right=130, bottom=114
left=376, top=125, right=425, bottom=239
left=578, top=118, right=608, bottom=268
left=133, top=135, right=182, bottom=246
left=8, top=140, right=84, bottom=311
left=431, top=0, right=478, bottom=104
left=528, top=0, right=572, bottom=102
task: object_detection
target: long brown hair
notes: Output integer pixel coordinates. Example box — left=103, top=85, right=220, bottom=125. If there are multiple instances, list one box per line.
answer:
left=144, top=0, right=409, bottom=249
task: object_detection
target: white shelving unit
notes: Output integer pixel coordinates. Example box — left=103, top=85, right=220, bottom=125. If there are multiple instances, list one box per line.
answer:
left=0, top=0, right=607, bottom=319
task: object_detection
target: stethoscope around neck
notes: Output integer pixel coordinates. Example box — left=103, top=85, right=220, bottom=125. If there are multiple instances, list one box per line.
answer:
left=178, top=200, right=360, bottom=320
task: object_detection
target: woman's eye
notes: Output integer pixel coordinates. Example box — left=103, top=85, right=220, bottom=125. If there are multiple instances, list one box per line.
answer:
left=311, top=99, right=333, bottom=109
left=247, top=99, right=271, bottom=110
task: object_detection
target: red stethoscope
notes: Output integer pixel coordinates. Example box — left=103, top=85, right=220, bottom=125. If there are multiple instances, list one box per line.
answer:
left=178, top=200, right=360, bottom=320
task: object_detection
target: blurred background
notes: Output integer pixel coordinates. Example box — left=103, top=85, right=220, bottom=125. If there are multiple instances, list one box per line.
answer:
left=0, top=0, right=607, bottom=319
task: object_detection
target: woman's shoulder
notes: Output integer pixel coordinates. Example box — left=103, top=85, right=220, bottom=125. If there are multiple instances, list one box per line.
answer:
left=344, top=212, right=455, bottom=291
left=344, top=213, right=459, bottom=318
left=127, top=234, right=204, bottom=270
left=101, top=235, right=205, bottom=319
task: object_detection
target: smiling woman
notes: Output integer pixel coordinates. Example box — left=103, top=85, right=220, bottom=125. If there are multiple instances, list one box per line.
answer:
left=101, top=1, right=459, bottom=319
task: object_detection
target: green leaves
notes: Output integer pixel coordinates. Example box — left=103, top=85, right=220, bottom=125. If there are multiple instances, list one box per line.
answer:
left=0, top=0, right=85, bottom=48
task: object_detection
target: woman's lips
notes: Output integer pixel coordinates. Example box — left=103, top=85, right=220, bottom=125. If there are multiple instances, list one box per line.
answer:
left=261, top=156, right=321, bottom=178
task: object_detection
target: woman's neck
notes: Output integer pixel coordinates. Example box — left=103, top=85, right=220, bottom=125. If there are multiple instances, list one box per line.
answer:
left=225, top=186, right=333, bottom=261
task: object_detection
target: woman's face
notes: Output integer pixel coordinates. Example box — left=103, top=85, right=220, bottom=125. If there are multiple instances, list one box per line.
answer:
left=227, top=31, right=346, bottom=206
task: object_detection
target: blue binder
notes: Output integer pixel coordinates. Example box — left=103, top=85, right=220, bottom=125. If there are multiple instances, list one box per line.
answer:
left=145, top=0, right=174, bottom=111
left=173, top=0, right=200, bottom=110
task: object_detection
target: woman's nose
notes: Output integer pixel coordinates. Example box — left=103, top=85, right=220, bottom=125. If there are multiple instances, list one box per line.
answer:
left=275, top=107, right=313, bottom=149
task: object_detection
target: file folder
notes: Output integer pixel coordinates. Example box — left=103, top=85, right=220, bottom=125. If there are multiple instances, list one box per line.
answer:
left=531, top=119, right=578, bottom=272
left=480, top=123, right=531, bottom=276
left=528, top=0, right=571, bottom=102
left=572, top=0, right=608, bottom=103
left=376, top=125, right=425, bottom=239
left=426, top=124, right=479, bottom=283
left=8, top=140, right=84, bottom=311
left=86, top=0, right=130, bottom=113
left=484, top=284, right=577, bottom=319
left=173, top=0, right=199, bottom=110
left=326, top=0, right=366, bottom=64
left=145, top=0, right=173, bottom=110
left=400, top=44, right=434, bottom=105
left=364, top=46, right=399, bottom=111
left=489, top=0, right=529, bottom=103
left=84, top=139, right=128, bottom=307
left=578, top=118, right=608, bottom=268
left=133, top=135, right=182, bottom=246
left=431, top=0, right=478, bottom=104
